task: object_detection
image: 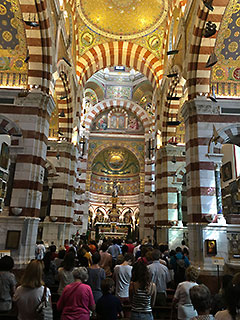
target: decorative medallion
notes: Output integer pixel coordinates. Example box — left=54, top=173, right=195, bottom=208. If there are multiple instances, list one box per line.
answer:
left=148, top=35, right=161, bottom=50
left=77, top=0, right=167, bottom=40
left=81, top=31, right=94, bottom=47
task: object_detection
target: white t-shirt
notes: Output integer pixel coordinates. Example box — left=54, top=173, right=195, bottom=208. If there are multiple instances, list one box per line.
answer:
left=215, top=310, right=233, bottom=320
left=174, top=281, right=198, bottom=320
left=113, top=264, right=132, bottom=298
left=13, top=285, right=51, bottom=320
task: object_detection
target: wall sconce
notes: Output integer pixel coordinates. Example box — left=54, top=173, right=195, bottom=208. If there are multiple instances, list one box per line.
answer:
left=203, top=0, right=214, bottom=11
left=59, top=110, right=65, bottom=117
left=204, top=21, right=217, bottom=38
left=24, top=14, right=39, bottom=27
left=205, top=53, right=218, bottom=68
left=167, top=50, right=179, bottom=55
left=62, top=57, right=72, bottom=67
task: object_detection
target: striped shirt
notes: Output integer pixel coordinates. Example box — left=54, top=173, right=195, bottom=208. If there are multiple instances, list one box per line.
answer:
left=131, top=285, right=152, bottom=313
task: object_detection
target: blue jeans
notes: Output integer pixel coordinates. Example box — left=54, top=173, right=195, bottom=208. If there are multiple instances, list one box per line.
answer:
left=130, top=311, right=154, bottom=320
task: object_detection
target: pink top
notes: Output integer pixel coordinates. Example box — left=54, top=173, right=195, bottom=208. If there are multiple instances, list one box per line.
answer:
left=57, top=282, right=95, bottom=320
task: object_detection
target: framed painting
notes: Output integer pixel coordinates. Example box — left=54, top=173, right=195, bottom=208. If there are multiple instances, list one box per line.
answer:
left=222, top=161, right=232, bottom=182
left=5, top=230, right=21, bottom=250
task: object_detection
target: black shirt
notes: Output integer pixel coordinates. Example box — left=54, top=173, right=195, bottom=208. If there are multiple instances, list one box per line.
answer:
left=96, top=293, right=122, bottom=320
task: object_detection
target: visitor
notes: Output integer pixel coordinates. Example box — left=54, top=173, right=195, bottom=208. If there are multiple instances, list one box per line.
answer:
left=172, top=265, right=200, bottom=320
left=36, top=240, right=46, bottom=260
left=96, top=278, right=123, bottom=320
left=170, top=247, right=190, bottom=286
left=148, top=249, right=171, bottom=306
left=43, top=251, right=57, bottom=287
left=53, top=248, right=66, bottom=269
left=49, top=241, right=57, bottom=260
left=57, top=252, right=75, bottom=295
left=211, top=274, right=233, bottom=316
left=113, top=253, right=133, bottom=301
left=190, top=284, right=215, bottom=320
left=0, top=256, right=16, bottom=313
left=215, top=274, right=240, bottom=320
left=13, top=259, right=52, bottom=320
left=57, top=267, right=95, bottom=320
left=108, top=239, right=121, bottom=267
left=87, top=252, right=106, bottom=303
left=99, top=243, right=112, bottom=277
left=126, top=239, right=135, bottom=254
left=133, top=240, right=141, bottom=258
left=129, top=261, right=157, bottom=320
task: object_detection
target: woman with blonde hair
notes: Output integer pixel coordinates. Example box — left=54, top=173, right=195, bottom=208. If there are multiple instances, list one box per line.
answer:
left=172, top=265, right=200, bottom=320
left=13, top=259, right=52, bottom=320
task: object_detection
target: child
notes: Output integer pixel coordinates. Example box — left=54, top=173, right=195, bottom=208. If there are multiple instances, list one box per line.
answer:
left=96, top=278, right=123, bottom=320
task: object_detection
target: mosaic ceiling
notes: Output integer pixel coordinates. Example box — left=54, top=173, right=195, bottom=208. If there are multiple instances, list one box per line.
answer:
left=77, top=0, right=168, bottom=40
left=212, top=0, right=240, bottom=95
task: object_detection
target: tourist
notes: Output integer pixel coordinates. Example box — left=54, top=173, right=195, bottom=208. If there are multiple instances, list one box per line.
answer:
left=99, top=243, right=112, bottom=277
left=57, top=267, right=95, bottom=320
left=129, top=261, right=156, bottom=320
left=211, top=274, right=233, bottom=315
left=172, top=265, right=200, bottom=320
left=190, top=284, right=215, bottom=320
left=170, top=247, right=190, bottom=286
left=36, top=240, right=46, bottom=260
left=57, top=252, right=75, bottom=295
left=87, top=252, right=106, bottom=303
left=13, top=259, right=52, bottom=320
left=96, top=278, right=123, bottom=320
left=215, top=274, right=240, bottom=320
left=113, top=253, right=133, bottom=301
left=148, top=249, right=171, bottom=306
left=108, top=239, right=121, bottom=267
left=0, top=256, right=16, bottom=313
left=43, top=251, right=57, bottom=287
left=53, top=248, right=66, bottom=269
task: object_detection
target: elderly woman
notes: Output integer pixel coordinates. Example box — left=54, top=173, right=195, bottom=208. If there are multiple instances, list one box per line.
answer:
left=190, top=284, right=215, bottom=320
left=57, top=267, right=95, bottom=320
left=172, top=265, right=199, bottom=320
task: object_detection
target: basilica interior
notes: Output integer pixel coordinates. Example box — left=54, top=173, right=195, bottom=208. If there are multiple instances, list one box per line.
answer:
left=0, top=0, right=240, bottom=277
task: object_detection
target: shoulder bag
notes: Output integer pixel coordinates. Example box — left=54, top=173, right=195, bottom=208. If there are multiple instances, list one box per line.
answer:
left=35, top=286, right=53, bottom=320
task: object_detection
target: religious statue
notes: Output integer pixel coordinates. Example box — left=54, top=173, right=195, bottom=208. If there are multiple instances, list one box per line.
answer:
left=112, top=180, right=119, bottom=198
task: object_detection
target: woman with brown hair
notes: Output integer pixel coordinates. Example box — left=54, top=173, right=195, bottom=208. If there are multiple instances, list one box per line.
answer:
left=129, top=261, right=156, bottom=320
left=13, top=259, right=52, bottom=320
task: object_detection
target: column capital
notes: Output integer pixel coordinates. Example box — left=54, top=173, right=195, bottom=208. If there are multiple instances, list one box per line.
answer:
left=181, top=97, right=220, bottom=121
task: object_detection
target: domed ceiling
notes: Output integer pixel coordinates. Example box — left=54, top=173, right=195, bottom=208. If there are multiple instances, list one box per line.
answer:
left=77, top=0, right=168, bottom=40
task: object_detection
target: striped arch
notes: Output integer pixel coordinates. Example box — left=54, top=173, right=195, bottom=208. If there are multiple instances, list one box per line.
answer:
left=19, top=0, right=52, bottom=92
left=45, top=159, right=58, bottom=178
left=55, top=59, right=74, bottom=140
left=209, top=124, right=240, bottom=154
left=84, top=99, right=151, bottom=132
left=76, top=42, right=163, bottom=88
left=0, top=115, right=22, bottom=137
left=186, top=0, right=228, bottom=99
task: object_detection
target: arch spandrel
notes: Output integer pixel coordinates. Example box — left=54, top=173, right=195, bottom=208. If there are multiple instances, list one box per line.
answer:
left=0, top=0, right=28, bottom=88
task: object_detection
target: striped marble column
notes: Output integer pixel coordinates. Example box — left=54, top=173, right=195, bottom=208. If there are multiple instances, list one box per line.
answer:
left=0, top=90, right=55, bottom=217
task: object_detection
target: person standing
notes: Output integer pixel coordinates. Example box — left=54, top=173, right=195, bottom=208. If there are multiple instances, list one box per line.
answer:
left=99, top=243, right=112, bottom=277
left=0, top=256, right=16, bottom=313
left=147, top=249, right=171, bottom=306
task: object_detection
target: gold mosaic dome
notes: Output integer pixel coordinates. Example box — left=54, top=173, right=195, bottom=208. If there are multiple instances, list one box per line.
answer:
left=77, top=0, right=168, bottom=40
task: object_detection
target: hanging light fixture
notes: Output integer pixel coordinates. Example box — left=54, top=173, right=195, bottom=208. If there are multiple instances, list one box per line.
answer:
left=203, top=0, right=214, bottom=11
left=205, top=53, right=218, bottom=68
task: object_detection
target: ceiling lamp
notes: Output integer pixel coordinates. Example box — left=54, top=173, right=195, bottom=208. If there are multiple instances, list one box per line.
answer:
left=204, top=21, right=217, bottom=38
left=203, top=0, right=214, bottom=11
left=167, top=96, right=180, bottom=100
left=59, top=110, right=65, bottom=117
left=166, top=73, right=178, bottom=78
left=60, top=95, right=68, bottom=100
left=205, top=53, right=218, bottom=68
left=167, top=50, right=179, bottom=55
left=62, top=57, right=72, bottom=67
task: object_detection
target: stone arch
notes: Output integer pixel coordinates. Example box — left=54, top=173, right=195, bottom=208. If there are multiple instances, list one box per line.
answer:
left=209, top=124, right=240, bottom=154
left=19, top=0, right=53, bottom=92
left=76, top=41, right=163, bottom=88
left=84, top=99, right=151, bottom=132
left=0, top=115, right=22, bottom=137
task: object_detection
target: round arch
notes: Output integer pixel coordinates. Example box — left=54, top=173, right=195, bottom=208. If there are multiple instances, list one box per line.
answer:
left=84, top=98, right=151, bottom=132
left=76, top=41, right=163, bottom=88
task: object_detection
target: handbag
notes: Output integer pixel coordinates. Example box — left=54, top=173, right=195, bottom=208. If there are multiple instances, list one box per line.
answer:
left=35, top=286, right=53, bottom=320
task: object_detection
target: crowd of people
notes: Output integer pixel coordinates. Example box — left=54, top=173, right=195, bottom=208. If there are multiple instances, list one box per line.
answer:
left=0, top=238, right=240, bottom=320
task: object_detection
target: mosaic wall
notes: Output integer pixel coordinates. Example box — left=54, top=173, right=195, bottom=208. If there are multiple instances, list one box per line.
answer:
left=212, top=0, right=240, bottom=96
left=106, top=85, right=132, bottom=100
left=90, top=146, right=140, bottom=195
left=91, top=109, right=144, bottom=132
left=0, top=0, right=27, bottom=87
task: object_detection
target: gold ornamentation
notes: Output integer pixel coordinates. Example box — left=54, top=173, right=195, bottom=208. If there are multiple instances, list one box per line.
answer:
left=77, top=0, right=167, bottom=40
left=2, top=20, right=7, bottom=26
left=2, top=31, right=12, bottom=42
left=81, top=31, right=94, bottom=46
left=225, top=28, right=231, bottom=38
left=228, top=41, right=238, bottom=52
left=0, top=4, right=7, bottom=15
left=148, top=35, right=161, bottom=50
